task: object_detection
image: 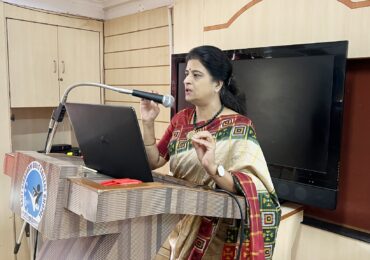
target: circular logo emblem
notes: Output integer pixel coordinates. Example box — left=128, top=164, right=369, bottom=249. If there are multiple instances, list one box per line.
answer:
left=20, top=161, right=47, bottom=228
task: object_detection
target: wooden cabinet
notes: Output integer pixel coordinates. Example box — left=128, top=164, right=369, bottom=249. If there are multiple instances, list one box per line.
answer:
left=7, top=19, right=101, bottom=107
left=7, top=20, right=59, bottom=107
left=57, top=27, right=100, bottom=104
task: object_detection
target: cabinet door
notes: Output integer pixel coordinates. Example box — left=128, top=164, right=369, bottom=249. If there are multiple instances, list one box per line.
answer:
left=7, top=19, right=59, bottom=107
left=58, top=27, right=101, bottom=104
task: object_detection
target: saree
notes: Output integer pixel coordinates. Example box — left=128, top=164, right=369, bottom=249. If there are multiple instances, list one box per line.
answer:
left=155, top=108, right=281, bottom=260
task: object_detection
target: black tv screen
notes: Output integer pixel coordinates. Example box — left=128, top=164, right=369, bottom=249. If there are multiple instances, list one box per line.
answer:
left=171, top=41, right=348, bottom=209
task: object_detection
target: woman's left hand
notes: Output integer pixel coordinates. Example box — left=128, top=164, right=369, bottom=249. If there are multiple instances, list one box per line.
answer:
left=191, top=131, right=217, bottom=176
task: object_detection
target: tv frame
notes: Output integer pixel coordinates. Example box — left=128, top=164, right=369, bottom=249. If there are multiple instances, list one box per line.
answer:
left=170, top=41, right=348, bottom=209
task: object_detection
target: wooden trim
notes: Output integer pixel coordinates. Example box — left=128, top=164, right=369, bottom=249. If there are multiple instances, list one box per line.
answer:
left=6, top=17, right=101, bottom=33
left=203, top=0, right=263, bottom=32
left=337, top=0, right=370, bottom=9
left=105, top=65, right=169, bottom=70
left=104, top=45, right=169, bottom=54
left=104, top=7, right=168, bottom=37
left=104, top=25, right=168, bottom=38
left=105, top=26, right=169, bottom=53
left=281, top=206, right=304, bottom=221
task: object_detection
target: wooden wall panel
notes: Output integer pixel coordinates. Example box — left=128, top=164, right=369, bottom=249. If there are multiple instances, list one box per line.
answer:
left=105, top=46, right=169, bottom=69
left=203, top=0, right=351, bottom=52
left=105, top=27, right=169, bottom=53
left=104, top=7, right=171, bottom=175
left=104, top=7, right=168, bottom=36
left=173, top=0, right=204, bottom=54
left=105, top=66, right=170, bottom=85
left=174, top=0, right=370, bottom=58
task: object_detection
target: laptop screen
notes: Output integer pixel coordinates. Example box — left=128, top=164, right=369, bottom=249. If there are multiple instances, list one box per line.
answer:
left=65, top=103, right=153, bottom=182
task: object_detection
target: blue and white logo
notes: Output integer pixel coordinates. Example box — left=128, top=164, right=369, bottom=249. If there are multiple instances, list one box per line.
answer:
left=20, top=161, right=47, bottom=229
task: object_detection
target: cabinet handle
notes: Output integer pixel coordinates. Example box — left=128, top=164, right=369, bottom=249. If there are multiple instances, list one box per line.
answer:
left=61, top=61, right=65, bottom=74
left=53, top=60, right=57, bottom=73
left=59, top=78, right=63, bottom=82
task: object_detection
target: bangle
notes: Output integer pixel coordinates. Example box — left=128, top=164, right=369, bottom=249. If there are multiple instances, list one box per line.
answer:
left=144, top=140, right=156, bottom=146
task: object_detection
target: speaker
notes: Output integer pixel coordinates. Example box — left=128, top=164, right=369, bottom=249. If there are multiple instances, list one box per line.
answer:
left=272, top=177, right=337, bottom=209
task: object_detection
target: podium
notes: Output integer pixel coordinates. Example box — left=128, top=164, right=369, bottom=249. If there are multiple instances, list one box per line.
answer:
left=4, top=151, right=244, bottom=259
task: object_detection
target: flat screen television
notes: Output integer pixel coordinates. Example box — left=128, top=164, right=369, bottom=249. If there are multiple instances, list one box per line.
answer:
left=171, top=41, right=348, bottom=209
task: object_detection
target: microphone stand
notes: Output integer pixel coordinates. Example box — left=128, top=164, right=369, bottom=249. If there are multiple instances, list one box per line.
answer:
left=45, top=82, right=174, bottom=153
left=45, top=82, right=132, bottom=154
left=15, top=83, right=133, bottom=257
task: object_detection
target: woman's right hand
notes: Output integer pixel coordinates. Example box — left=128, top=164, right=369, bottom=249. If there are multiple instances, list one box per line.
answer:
left=140, top=99, right=160, bottom=123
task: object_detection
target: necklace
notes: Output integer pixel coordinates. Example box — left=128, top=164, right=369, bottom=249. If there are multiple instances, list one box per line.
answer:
left=186, top=104, right=224, bottom=139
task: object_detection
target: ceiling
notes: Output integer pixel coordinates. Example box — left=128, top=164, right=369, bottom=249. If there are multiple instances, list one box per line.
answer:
left=4, top=0, right=173, bottom=20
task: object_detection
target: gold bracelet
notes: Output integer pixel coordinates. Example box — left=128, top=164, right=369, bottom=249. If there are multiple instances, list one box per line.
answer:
left=144, top=140, right=156, bottom=146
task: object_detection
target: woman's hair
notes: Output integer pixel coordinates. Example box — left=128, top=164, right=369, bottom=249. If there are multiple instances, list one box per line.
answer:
left=186, top=45, right=246, bottom=114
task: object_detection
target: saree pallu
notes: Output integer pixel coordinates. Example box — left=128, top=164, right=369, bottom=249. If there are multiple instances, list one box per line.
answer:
left=155, top=109, right=281, bottom=260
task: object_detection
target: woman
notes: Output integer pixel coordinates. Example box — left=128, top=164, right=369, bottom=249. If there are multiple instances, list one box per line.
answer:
left=141, top=45, right=281, bottom=260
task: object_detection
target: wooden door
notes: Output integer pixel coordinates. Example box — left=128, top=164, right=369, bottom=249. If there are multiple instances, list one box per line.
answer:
left=58, top=27, right=101, bottom=104
left=7, top=19, right=59, bottom=107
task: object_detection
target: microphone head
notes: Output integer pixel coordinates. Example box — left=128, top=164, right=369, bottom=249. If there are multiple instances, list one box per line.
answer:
left=162, top=95, right=175, bottom=108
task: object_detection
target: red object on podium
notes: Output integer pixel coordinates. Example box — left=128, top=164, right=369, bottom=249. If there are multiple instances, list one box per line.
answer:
left=100, top=178, right=143, bottom=186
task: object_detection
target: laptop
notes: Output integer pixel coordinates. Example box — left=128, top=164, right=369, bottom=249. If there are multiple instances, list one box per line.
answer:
left=65, top=102, right=153, bottom=182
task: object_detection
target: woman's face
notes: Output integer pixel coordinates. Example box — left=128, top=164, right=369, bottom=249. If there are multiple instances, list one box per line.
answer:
left=183, top=59, right=221, bottom=106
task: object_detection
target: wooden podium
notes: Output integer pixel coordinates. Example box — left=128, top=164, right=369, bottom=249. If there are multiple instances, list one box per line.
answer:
left=4, top=151, right=244, bottom=259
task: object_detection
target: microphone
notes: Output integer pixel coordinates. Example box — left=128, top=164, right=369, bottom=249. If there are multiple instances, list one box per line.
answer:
left=45, top=83, right=175, bottom=154
left=132, top=89, right=174, bottom=108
